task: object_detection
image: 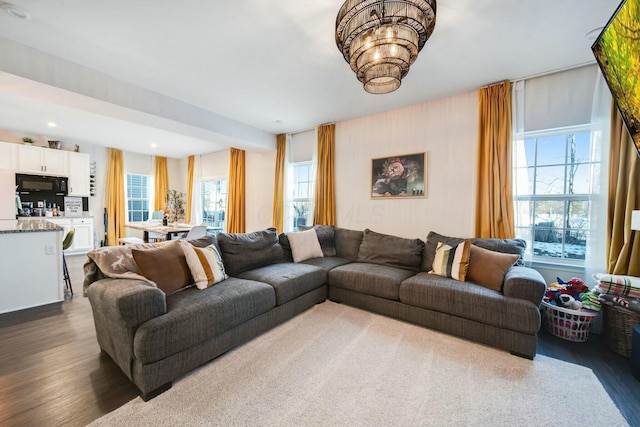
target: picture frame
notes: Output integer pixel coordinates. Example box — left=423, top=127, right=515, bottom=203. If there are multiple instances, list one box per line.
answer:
left=371, top=152, right=427, bottom=198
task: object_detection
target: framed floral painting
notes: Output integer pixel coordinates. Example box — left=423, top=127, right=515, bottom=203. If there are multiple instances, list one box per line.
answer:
left=371, top=152, right=426, bottom=198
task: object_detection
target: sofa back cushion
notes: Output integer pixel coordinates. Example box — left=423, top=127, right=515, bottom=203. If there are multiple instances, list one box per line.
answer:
left=422, top=231, right=526, bottom=272
left=279, top=233, right=294, bottom=262
left=357, top=229, right=424, bottom=272
left=217, top=228, right=283, bottom=276
left=334, top=227, right=364, bottom=261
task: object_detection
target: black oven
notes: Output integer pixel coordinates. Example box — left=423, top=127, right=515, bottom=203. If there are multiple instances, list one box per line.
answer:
left=16, top=174, right=68, bottom=195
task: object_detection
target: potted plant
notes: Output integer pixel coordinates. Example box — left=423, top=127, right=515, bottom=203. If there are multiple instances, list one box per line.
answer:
left=22, top=137, right=34, bottom=145
left=164, top=189, right=185, bottom=224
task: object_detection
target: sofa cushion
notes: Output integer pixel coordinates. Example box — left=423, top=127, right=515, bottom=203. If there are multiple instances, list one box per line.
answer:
left=237, top=263, right=327, bottom=306
left=279, top=233, right=293, bottom=262
left=188, top=235, right=221, bottom=253
left=300, top=225, right=337, bottom=257
left=429, top=240, right=471, bottom=282
left=131, top=240, right=193, bottom=295
left=357, top=229, right=424, bottom=272
left=334, top=228, right=363, bottom=261
left=133, top=277, right=276, bottom=363
left=217, top=228, right=283, bottom=276
left=301, top=256, right=352, bottom=272
left=399, top=272, right=540, bottom=334
left=329, top=262, right=416, bottom=301
left=287, top=229, right=324, bottom=262
left=467, top=244, right=520, bottom=292
left=180, top=241, right=227, bottom=289
left=422, top=231, right=526, bottom=271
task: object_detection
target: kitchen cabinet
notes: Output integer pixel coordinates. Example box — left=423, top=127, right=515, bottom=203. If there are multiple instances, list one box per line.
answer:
left=69, top=217, right=93, bottom=252
left=0, top=141, right=17, bottom=170
left=17, top=145, right=68, bottom=176
left=47, top=217, right=94, bottom=254
left=68, top=152, right=90, bottom=196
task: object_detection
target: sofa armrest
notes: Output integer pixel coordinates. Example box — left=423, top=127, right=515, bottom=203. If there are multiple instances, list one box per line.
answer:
left=87, top=279, right=166, bottom=380
left=503, top=266, right=547, bottom=306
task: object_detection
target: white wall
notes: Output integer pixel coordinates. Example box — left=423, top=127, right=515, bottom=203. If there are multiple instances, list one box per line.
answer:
left=335, top=90, right=479, bottom=240
left=201, top=149, right=229, bottom=178
left=245, top=149, right=276, bottom=232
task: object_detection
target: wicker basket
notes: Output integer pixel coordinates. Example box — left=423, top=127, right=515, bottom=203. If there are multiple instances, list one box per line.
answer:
left=602, top=304, right=640, bottom=358
left=542, top=301, right=599, bottom=342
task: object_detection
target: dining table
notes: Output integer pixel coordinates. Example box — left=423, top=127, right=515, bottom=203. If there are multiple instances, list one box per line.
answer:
left=125, top=221, right=197, bottom=242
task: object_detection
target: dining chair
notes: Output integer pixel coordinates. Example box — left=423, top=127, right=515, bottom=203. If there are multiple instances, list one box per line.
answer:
left=148, top=210, right=166, bottom=242
left=184, top=225, right=207, bottom=240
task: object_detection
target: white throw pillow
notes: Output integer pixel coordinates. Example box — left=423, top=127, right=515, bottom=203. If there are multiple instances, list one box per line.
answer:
left=288, top=229, right=324, bottom=263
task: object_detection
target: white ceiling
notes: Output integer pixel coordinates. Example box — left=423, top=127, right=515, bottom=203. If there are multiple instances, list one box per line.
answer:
left=0, top=0, right=622, bottom=158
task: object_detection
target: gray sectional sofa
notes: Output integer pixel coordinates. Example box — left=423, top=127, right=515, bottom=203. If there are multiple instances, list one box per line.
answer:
left=84, top=226, right=546, bottom=400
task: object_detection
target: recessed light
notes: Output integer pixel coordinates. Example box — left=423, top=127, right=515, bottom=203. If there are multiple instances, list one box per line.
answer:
left=47, top=122, right=57, bottom=128
left=150, top=143, right=158, bottom=148
left=1, top=3, right=31, bottom=20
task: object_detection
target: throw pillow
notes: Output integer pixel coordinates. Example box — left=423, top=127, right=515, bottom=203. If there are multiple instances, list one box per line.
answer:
left=466, top=244, right=520, bottom=292
left=422, top=231, right=526, bottom=272
left=180, top=241, right=227, bottom=289
left=300, top=225, right=337, bottom=257
left=287, top=228, right=324, bottom=262
left=131, top=241, right=193, bottom=295
left=429, top=240, right=471, bottom=281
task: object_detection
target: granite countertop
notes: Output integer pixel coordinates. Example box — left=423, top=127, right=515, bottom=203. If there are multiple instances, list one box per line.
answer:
left=0, top=219, right=64, bottom=234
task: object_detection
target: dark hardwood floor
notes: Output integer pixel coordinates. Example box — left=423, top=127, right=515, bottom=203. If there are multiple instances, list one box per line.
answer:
left=0, top=255, right=138, bottom=427
left=1, top=255, right=638, bottom=426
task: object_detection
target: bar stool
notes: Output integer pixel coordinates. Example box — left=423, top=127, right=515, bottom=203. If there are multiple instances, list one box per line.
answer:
left=62, top=229, right=75, bottom=296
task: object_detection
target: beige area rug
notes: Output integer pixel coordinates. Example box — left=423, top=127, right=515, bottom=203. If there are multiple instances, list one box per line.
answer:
left=89, top=302, right=628, bottom=427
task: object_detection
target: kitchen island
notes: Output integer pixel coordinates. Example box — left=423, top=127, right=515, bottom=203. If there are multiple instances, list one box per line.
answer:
left=0, top=219, right=64, bottom=314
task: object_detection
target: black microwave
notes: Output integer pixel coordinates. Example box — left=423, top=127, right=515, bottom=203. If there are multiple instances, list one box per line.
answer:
left=16, top=174, right=68, bottom=195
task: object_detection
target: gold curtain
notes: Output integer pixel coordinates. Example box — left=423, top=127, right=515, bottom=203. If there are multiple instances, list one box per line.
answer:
left=185, top=155, right=195, bottom=223
left=475, top=81, right=515, bottom=239
left=105, top=148, right=125, bottom=246
left=154, top=156, right=169, bottom=211
left=227, top=148, right=246, bottom=233
left=313, top=124, right=337, bottom=226
left=272, top=134, right=287, bottom=233
left=606, top=105, right=640, bottom=275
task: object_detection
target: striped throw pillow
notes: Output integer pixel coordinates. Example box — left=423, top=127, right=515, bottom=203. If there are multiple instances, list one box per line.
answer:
left=429, top=240, right=471, bottom=281
left=180, top=241, right=227, bottom=289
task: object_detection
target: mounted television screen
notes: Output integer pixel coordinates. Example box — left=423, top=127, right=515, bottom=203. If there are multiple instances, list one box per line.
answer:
left=592, top=0, right=640, bottom=157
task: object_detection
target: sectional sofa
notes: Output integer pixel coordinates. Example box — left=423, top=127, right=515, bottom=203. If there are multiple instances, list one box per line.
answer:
left=84, top=226, right=546, bottom=400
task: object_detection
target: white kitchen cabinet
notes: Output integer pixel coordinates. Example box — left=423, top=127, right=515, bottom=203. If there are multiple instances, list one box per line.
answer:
left=46, top=217, right=94, bottom=254
left=70, top=217, right=94, bottom=252
left=68, top=152, right=90, bottom=196
left=0, top=141, right=17, bottom=170
left=17, top=145, right=68, bottom=176
left=46, top=218, right=71, bottom=243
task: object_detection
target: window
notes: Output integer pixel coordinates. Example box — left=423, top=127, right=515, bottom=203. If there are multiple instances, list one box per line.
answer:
left=126, top=174, right=151, bottom=222
left=513, top=126, right=598, bottom=263
left=202, top=178, right=227, bottom=232
left=291, top=162, right=314, bottom=231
